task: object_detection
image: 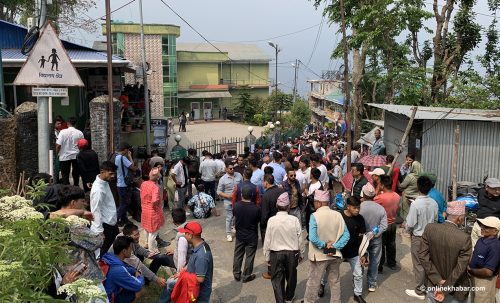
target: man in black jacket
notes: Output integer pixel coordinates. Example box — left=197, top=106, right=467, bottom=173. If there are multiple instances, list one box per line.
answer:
left=76, top=138, right=100, bottom=192
left=351, top=163, right=368, bottom=199
left=260, top=173, right=284, bottom=280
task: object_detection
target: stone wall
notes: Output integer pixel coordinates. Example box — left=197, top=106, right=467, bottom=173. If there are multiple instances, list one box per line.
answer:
left=15, top=102, right=38, bottom=177
left=0, top=117, right=16, bottom=191
left=89, top=96, right=121, bottom=163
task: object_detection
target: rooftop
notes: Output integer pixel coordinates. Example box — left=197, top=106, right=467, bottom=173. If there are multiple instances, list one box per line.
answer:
left=176, top=42, right=271, bottom=62
left=102, top=22, right=180, bottom=36
left=368, top=103, right=500, bottom=122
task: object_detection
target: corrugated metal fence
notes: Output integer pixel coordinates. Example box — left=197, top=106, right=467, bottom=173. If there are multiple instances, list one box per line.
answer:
left=187, top=137, right=246, bottom=155
left=421, top=120, right=500, bottom=197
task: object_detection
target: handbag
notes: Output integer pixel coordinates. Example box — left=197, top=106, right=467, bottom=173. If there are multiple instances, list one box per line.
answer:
left=120, top=156, right=135, bottom=187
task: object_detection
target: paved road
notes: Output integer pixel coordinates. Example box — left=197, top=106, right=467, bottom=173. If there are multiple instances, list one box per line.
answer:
left=167, top=121, right=265, bottom=153
left=145, top=201, right=424, bottom=303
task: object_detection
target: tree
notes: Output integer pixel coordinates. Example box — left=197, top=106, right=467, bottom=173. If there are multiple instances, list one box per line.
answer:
left=285, top=98, right=311, bottom=130
left=234, top=91, right=256, bottom=122
left=0, top=0, right=97, bottom=33
left=268, top=89, right=293, bottom=113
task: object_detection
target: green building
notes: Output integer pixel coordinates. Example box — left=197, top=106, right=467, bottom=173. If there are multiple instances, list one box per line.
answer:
left=176, top=43, right=270, bottom=120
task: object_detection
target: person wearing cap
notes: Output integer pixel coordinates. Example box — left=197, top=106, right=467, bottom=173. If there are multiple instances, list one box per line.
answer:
left=418, top=200, right=472, bottom=303
left=472, top=178, right=500, bottom=247
left=263, top=191, right=303, bottom=303
left=303, top=190, right=350, bottom=303
left=56, top=116, right=84, bottom=186
left=359, top=183, right=387, bottom=291
left=370, top=129, right=385, bottom=155
left=319, top=196, right=367, bottom=302
left=404, top=175, right=439, bottom=300
left=232, top=185, right=261, bottom=283
left=217, top=159, right=243, bottom=242
left=76, top=138, right=100, bottom=192
left=374, top=175, right=401, bottom=272
left=369, top=168, right=385, bottom=195
left=159, top=221, right=213, bottom=303
left=468, top=216, right=500, bottom=303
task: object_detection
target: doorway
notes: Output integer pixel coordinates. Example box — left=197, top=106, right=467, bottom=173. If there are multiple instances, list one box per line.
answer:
left=203, top=102, right=212, bottom=120
left=191, top=102, right=200, bottom=120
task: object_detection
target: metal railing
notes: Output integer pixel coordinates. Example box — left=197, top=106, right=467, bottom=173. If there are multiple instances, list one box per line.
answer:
left=187, top=136, right=246, bottom=155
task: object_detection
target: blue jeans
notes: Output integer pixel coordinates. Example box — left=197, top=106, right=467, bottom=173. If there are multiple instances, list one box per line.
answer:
left=158, top=277, right=177, bottom=303
left=224, top=202, right=233, bottom=235
left=364, top=236, right=382, bottom=288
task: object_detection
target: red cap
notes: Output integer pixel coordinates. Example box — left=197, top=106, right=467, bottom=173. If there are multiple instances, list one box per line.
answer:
left=178, top=221, right=202, bottom=236
left=77, top=138, right=88, bottom=150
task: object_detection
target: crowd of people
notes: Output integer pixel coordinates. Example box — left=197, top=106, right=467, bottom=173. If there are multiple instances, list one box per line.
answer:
left=34, top=121, right=500, bottom=303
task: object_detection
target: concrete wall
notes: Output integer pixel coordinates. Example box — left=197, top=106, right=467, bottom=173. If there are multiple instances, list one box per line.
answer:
left=177, top=62, right=221, bottom=90
left=221, top=62, right=269, bottom=86
left=89, top=96, right=121, bottom=163
left=0, top=117, right=16, bottom=190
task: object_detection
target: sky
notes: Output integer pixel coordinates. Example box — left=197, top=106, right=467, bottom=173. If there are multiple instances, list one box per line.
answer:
left=64, top=0, right=495, bottom=98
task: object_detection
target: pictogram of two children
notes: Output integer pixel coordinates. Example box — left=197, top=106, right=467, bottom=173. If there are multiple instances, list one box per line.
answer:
left=38, top=48, right=60, bottom=71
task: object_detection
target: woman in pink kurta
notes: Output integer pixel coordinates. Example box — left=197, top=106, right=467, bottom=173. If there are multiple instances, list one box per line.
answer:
left=141, top=167, right=165, bottom=252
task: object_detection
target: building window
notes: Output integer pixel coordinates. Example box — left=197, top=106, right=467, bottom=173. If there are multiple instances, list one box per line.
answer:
left=161, top=35, right=177, bottom=118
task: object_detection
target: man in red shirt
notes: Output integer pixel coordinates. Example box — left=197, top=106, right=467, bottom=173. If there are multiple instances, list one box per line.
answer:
left=374, top=175, right=401, bottom=273
left=381, top=155, right=400, bottom=193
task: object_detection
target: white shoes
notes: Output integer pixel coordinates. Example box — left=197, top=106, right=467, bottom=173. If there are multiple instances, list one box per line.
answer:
left=226, top=235, right=233, bottom=242
left=405, top=289, right=425, bottom=300
left=368, top=286, right=377, bottom=292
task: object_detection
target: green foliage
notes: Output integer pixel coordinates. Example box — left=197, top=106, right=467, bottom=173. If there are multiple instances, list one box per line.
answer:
left=0, top=195, right=70, bottom=302
left=268, top=89, right=294, bottom=112
left=253, top=114, right=264, bottom=126
left=285, top=99, right=311, bottom=130
left=235, top=91, right=256, bottom=123
left=25, top=179, right=48, bottom=202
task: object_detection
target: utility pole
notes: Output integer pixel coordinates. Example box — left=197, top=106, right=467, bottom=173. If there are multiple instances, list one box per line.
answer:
left=292, top=59, right=298, bottom=103
left=105, top=0, right=114, bottom=153
left=37, top=0, right=50, bottom=173
left=340, top=0, right=352, bottom=172
left=268, top=42, right=281, bottom=119
left=139, top=0, right=151, bottom=155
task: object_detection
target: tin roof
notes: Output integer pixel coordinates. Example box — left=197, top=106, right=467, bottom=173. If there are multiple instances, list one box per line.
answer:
left=176, top=42, right=271, bottom=62
left=368, top=103, right=500, bottom=122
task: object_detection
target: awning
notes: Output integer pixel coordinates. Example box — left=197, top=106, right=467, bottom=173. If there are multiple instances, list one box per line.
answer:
left=178, top=91, right=232, bottom=99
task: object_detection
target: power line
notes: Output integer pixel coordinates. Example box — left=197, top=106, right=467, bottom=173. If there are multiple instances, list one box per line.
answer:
left=306, top=14, right=325, bottom=66
left=298, top=59, right=322, bottom=78
left=211, top=23, right=322, bottom=43
left=159, top=0, right=271, bottom=85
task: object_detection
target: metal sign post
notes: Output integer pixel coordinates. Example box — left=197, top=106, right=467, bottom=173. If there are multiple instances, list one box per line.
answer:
left=13, top=22, right=84, bottom=173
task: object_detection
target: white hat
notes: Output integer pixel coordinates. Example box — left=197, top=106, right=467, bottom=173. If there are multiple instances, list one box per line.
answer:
left=477, top=217, right=500, bottom=230
left=485, top=178, right=500, bottom=188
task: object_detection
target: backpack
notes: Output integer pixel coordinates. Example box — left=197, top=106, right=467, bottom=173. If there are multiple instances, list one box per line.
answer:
left=98, top=259, right=116, bottom=303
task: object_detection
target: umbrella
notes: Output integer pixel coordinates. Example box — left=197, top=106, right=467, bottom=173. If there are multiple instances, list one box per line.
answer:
left=359, top=155, right=386, bottom=168
left=341, top=170, right=373, bottom=192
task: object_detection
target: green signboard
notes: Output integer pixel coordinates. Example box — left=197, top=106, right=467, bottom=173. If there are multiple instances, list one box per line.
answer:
left=170, top=148, right=187, bottom=160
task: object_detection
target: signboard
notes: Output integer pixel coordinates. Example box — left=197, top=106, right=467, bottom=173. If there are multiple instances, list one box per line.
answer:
left=13, top=22, right=84, bottom=87
left=32, top=87, right=68, bottom=97
left=170, top=148, right=187, bottom=161
left=220, top=142, right=237, bottom=153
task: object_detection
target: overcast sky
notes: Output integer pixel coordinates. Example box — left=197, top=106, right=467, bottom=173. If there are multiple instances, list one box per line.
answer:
left=69, top=0, right=494, bottom=98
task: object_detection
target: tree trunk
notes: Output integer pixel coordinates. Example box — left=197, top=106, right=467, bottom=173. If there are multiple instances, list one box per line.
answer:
left=351, top=35, right=366, bottom=141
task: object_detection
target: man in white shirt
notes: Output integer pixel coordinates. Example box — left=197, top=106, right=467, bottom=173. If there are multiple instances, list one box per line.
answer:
left=199, top=152, right=218, bottom=200
left=90, top=160, right=118, bottom=259
left=264, top=192, right=303, bottom=303
left=56, top=117, right=83, bottom=186
left=172, top=157, right=190, bottom=211
left=310, top=154, right=329, bottom=189
left=296, top=156, right=311, bottom=191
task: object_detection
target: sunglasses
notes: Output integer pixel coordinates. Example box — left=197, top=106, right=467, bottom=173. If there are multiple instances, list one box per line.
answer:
left=227, top=167, right=234, bottom=170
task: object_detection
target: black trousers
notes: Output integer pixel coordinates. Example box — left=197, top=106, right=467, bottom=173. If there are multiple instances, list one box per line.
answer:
left=59, top=159, right=79, bottom=186
left=270, top=250, right=299, bottom=303
left=100, top=223, right=119, bottom=259
left=379, top=222, right=397, bottom=269
left=232, top=238, right=257, bottom=279
left=203, top=180, right=216, bottom=201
